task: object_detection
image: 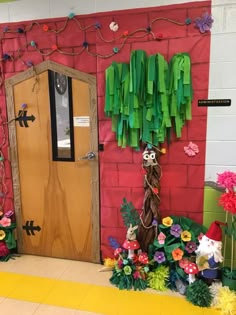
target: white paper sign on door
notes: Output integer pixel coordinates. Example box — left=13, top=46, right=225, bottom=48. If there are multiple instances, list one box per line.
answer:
left=73, top=116, right=90, bottom=127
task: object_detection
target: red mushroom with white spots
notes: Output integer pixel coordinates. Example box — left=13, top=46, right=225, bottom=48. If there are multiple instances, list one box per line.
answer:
left=184, top=262, right=199, bottom=284
left=123, top=239, right=140, bottom=259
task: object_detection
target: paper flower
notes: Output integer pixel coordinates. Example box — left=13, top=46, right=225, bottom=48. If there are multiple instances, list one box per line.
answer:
left=184, top=141, right=199, bottom=156
left=157, top=232, right=166, bottom=245
left=154, top=251, right=166, bottom=263
left=162, top=216, right=173, bottom=227
left=185, top=241, right=197, bottom=253
left=0, top=217, right=11, bottom=227
left=0, top=230, right=6, bottom=240
left=194, top=12, right=213, bottom=33
left=179, top=258, right=190, bottom=269
left=172, top=248, right=184, bottom=261
left=219, top=191, right=236, bottom=214
left=0, top=241, right=10, bottom=257
left=109, top=21, right=119, bottom=32
left=170, top=224, right=182, bottom=237
left=181, top=230, right=191, bottom=242
left=217, top=171, right=236, bottom=191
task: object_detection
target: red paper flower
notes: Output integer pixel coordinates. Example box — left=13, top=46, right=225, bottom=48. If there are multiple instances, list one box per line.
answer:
left=0, top=241, right=10, bottom=257
left=123, top=31, right=129, bottom=36
left=219, top=191, right=236, bottom=214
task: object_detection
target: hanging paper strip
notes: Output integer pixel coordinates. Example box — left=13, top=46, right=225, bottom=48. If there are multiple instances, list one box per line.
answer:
left=168, top=52, right=193, bottom=138
left=104, top=50, right=193, bottom=149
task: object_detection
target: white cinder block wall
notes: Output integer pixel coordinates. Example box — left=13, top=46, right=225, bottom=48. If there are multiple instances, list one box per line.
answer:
left=0, top=0, right=235, bottom=183
left=206, top=0, right=236, bottom=181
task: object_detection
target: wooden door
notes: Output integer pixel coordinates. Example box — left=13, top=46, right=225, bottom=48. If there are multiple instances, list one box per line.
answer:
left=5, top=62, right=100, bottom=263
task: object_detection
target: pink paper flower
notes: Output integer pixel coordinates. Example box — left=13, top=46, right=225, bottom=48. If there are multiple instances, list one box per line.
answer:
left=0, top=217, right=11, bottom=227
left=217, top=171, right=236, bottom=191
left=157, top=232, right=166, bottom=245
left=184, top=142, right=199, bottom=157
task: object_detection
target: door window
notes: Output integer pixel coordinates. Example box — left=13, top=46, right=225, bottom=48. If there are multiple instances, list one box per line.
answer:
left=48, top=71, right=75, bottom=161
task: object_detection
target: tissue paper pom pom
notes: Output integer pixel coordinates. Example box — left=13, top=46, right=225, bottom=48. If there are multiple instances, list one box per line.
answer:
left=186, top=279, right=213, bottom=307
left=215, top=286, right=236, bottom=315
left=109, top=21, right=119, bottom=32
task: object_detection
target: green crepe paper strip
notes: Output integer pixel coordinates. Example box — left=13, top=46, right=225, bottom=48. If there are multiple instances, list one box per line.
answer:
left=104, top=50, right=193, bottom=149
left=168, top=53, right=193, bottom=138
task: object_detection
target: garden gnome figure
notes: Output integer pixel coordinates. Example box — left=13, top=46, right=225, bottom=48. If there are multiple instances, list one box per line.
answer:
left=195, top=220, right=226, bottom=284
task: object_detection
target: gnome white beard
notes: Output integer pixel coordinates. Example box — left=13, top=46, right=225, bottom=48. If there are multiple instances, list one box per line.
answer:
left=196, top=235, right=224, bottom=263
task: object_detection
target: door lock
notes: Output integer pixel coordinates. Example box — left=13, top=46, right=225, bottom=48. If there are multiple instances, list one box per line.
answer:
left=78, top=151, right=96, bottom=160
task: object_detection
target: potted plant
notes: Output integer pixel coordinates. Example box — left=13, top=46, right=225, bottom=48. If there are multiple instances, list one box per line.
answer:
left=217, top=171, right=236, bottom=290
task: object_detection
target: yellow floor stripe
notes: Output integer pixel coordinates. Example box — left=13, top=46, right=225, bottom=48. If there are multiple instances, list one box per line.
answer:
left=0, top=271, right=221, bottom=315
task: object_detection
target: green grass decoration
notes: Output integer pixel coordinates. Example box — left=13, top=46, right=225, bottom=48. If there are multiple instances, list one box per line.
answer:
left=120, top=198, right=140, bottom=229
left=186, top=279, right=213, bottom=307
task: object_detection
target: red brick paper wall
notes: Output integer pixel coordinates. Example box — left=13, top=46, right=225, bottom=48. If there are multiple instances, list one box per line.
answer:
left=0, top=1, right=211, bottom=258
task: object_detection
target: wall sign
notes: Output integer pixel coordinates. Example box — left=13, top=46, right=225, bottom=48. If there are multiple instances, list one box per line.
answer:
left=198, top=99, right=231, bottom=107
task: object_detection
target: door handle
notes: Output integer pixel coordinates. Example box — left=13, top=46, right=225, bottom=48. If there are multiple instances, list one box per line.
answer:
left=78, top=151, right=96, bottom=160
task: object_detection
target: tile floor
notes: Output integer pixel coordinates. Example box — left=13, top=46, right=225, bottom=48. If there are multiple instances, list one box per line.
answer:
left=0, top=254, right=220, bottom=315
left=0, top=254, right=112, bottom=315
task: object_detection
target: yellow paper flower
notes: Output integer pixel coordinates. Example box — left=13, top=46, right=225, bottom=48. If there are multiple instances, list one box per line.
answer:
left=0, top=229, right=6, bottom=240
left=181, top=230, right=191, bottom=242
left=162, top=216, right=173, bottom=227
left=104, top=258, right=116, bottom=268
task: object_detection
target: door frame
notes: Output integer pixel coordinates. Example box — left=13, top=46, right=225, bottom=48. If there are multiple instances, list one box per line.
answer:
left=5, top=61, right=100, bottom=263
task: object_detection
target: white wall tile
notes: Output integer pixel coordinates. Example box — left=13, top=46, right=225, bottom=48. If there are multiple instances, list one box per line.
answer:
left=0, top=3, right=9, bottom=22
left=211, top=6, right=225, bottom=34
left=225, top=5, right=236, bottom=32
left=208, top=89, right=236, bottom=115
left=205, top=141, right=236, bottom=165
left=8, top=0, right=50, bottom=22
left=209, top=61, right=236, bottom=89
left=205, top=165, right=236, bottom=182
left=49, top=0, right=96, bottom=18
left=207, top=116, right=236, bottom=140
left=94, top=0, right=206, bottom=13
left=210, top=33, right=236, bottom=62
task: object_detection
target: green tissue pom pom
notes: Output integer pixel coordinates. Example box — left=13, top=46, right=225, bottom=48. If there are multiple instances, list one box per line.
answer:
left=186, top=279, right=213, bottom=307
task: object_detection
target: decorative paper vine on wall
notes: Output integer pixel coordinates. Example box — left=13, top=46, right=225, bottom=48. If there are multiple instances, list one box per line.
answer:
left=0, top=12, right=213, bottom=71
left=105, top=50, right=192, bottom=150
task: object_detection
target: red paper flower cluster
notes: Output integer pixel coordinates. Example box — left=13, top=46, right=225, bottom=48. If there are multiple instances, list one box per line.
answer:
left=217, top=171, right=236, bottom=214
left=219, top=191, right=236, bottom=215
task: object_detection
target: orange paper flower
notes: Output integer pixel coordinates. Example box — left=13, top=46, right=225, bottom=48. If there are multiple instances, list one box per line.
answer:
left=172, top=248, right=184, bottom=261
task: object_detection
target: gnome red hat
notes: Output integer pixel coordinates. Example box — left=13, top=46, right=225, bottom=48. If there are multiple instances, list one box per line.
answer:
left=205, top=220, right=226, bottom=241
